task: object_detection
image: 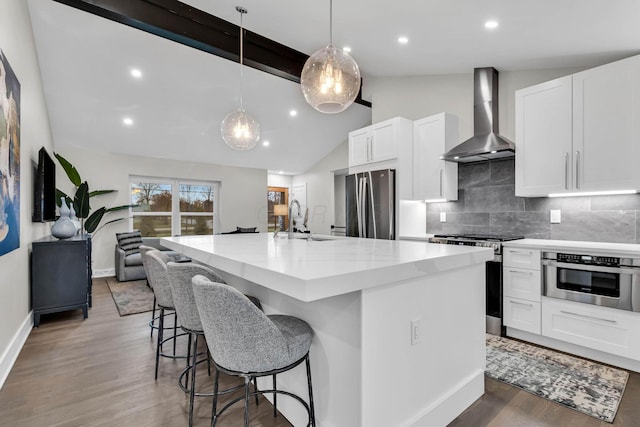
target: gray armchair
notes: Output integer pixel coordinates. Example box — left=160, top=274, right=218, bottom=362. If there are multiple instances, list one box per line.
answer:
left=114, top=237, right=178, bottom=282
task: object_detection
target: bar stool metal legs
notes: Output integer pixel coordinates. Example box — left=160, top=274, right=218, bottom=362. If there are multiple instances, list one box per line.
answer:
left=209, top=354, right=315, bottom=427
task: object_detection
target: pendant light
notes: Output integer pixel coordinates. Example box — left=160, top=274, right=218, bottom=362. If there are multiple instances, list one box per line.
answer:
left=300, top=0, right=361, bottom=114
left=221, top=6, right=260, bottom=150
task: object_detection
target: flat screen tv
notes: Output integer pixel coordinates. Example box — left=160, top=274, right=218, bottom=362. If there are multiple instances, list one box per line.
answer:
left=32, top=147, right=56, bottom=222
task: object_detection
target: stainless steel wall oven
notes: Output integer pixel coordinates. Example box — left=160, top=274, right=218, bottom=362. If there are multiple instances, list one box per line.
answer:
left=542, top=251, right=640, bottom=312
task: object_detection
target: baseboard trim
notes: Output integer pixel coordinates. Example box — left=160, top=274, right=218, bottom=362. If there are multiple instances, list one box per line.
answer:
left=405, top=369, right=484, bottom=427
left=92, top=268, right=115, bottom=278
left=0, top=311, right=33, bottom=390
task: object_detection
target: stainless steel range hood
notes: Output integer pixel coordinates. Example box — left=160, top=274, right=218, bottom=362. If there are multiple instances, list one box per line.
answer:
left=441, top=67, right=515, bottom=163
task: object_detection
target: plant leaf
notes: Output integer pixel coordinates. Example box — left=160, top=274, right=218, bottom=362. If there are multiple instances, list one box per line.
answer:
left=75, top=182, right=91, bottom=218
left=54, top=153, right=82, bottom=186
left=85, top=207, right=106, bottom=233
left=92, top=217, right=128, bottom=236
left=89, top=190, right=116, bottom=198
left=105, top=204, right=138, bottom=213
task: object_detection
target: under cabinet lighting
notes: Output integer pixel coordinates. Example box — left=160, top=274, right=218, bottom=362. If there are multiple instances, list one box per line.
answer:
left=548, top=189, right=637, bottom=198
left=424, top=198, right=447, bottom=203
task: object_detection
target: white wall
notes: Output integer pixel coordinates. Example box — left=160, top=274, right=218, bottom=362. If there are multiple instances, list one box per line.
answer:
left=363, top=67, right=585, bottom=143
left=292, top=140, right=348, bottom=235
left=0, top=0, right=55, bottom=386
left=267, top=173, right=292, bottom=188
left=55, top=147, right=267, bottom=274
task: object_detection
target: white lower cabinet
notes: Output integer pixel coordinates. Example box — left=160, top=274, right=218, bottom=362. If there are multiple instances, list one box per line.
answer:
left=504, top=297, right=541, bottom=334
left=503, top=267, right=541, bottom=302
left=542, top=297, right=640, bottom=360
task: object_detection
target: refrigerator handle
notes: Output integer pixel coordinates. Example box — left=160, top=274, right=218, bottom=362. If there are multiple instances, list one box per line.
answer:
left=354, top=175, right=362, bottom=237
left=368, top=171, right=377, bottom=239
left=360, top=177, right=367, bottom=237
left=389, top=170, right=394, bottom=239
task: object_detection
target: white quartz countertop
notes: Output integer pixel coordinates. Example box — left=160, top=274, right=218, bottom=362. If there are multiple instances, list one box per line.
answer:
left=161, top=233, right=493, bottom=302
left=503, top=238, right=640, bottom=257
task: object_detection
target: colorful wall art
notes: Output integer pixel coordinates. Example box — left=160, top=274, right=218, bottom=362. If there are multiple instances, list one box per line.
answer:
left=0, top=49, right=21, bottom=256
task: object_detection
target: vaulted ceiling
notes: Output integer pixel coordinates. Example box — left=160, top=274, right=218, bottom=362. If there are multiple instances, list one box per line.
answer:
left=27, top=0, right=640, bottom=174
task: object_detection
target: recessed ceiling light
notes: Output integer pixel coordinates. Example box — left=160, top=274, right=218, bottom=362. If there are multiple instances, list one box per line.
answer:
left=289, top=110, right=298, bottom=117
left=343, top=46, right=352, bottom=53
left=262, top=140, right=270, bottom=147
left=130, top=69, right=143, bottom=78
left=123, top=117, right=134, bottom=126
left=485, top=20, right=499, bottom=29
left=398, top=36, right=409, bottom=44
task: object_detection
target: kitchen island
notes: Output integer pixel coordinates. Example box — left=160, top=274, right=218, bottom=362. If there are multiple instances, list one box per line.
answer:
left=162, top=233, right=493, bottom=427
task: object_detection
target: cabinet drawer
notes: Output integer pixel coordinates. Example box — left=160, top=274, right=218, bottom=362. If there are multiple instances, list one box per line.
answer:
left=542, top=297, right=640, bottom=360
left=504, top=297, right=541, bottom=334
left=504, top=248, right=541, bottom=270
left=503, top=268, right=541, bottom=302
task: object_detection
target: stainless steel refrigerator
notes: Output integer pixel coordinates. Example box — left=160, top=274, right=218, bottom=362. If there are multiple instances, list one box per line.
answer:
left=345, top=169, right=395, bottom=239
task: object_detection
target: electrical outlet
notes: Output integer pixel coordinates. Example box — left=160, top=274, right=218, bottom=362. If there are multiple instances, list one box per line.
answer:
left=411, top=318, right=421, bottom=345
left=440, top=212, right=447, bottom=222
left=550, top=210, right=561, bottom=224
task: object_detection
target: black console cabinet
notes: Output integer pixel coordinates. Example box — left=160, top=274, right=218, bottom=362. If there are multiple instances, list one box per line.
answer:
left=31, top=235, right=92, bottom=327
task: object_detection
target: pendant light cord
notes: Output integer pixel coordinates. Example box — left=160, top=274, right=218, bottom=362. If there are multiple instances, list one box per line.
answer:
left=239, top=9, right=244, bottom=110
left=329, top=0, right=333, bottom=46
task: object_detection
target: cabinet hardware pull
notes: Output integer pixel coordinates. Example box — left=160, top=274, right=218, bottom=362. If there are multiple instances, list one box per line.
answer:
left=509, top=270, right=533, bottom=275
left=575, top=150, right=580, bottom=189
left=508, top=250, right=533, bottom=255
left=439, top=169, right=443, bottom=197
left=564, top=152, right=569, bottom=190
left=560, top=310, right=617, bottom=324
left=510, top=300, right=533, bottom=307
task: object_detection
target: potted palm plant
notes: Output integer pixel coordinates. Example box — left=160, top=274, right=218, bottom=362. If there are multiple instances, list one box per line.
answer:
left=54, top=153, right=136, bottom=234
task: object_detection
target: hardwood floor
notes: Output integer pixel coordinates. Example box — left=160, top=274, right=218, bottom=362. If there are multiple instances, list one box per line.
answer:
left=2, top=278, right=640, bottom=426
left=0, top=278, right=292, bottom=427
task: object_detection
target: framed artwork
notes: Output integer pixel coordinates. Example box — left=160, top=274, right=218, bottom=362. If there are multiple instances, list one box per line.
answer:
left=0, top=49, right=21, bottom=256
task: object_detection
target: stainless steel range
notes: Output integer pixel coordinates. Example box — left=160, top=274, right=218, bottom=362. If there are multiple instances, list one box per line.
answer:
left=428, top=233, right=524, bottom=335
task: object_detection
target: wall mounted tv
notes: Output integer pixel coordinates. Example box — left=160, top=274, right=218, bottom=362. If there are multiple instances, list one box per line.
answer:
left=32, top=147, right=56, bottom=222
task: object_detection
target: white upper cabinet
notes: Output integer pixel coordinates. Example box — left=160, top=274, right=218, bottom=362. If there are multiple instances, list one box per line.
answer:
left=412, top=113, right=459, bottom=201
left=515, top=76, right=573, bottom=196
left=515, top=54, right=640, bottom=197
left=348, top=117, right=412, bottom=167
left=573, top=55, right=640, bottom=192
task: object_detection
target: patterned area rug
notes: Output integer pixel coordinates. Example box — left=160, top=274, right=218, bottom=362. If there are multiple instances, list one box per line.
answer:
left=486, top=334, right=628, bottom=423
left=106, top=277, right=154, bottom=316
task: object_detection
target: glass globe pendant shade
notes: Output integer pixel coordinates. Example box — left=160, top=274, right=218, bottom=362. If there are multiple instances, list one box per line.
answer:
left=220, top=108, right=260, bottom=151
left=301, top=45, right=361, bottom=114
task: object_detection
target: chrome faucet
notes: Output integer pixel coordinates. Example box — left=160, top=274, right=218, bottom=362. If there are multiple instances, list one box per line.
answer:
left=288, top=199, right=301, bottom=240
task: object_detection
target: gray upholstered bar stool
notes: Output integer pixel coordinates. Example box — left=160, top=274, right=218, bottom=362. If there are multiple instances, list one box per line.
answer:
left=192, top=275, right=316, bottom=427
left=166, top=262, right=224, bottom=427
left=145, top=250, right=187, bottom=379
left=139, top=244, right=160, bottom=338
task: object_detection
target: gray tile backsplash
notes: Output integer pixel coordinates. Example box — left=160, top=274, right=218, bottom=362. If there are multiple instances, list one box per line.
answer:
left=425, top=158, right=640, bottom=243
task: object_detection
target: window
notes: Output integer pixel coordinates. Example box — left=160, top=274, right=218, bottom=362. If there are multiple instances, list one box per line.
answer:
left=267, top=186, right=288, bottom=232
left=130, top=177, right=219, bottom=237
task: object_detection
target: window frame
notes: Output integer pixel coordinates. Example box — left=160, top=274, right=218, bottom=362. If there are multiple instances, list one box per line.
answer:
left=129, top=176, right=220, bottom=237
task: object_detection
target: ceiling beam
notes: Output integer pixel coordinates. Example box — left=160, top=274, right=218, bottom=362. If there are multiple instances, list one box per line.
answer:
left=52, top=0, right=371, bottom=108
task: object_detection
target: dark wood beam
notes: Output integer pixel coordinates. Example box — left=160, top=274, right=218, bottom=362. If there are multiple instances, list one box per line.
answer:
left=51, top=0, right=371, bottom=108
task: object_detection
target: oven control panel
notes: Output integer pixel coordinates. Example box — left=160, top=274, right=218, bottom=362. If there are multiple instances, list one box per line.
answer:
left=557, top=253, right=619, bottom=267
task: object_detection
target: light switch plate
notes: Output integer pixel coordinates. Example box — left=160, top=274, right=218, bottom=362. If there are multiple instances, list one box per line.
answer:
left=550, top=210, right=561, bottom=224
left=440, top=212, right=446, bottom=222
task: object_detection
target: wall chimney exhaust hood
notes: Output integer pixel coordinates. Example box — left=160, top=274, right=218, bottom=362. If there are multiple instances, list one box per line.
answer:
left=441, top=67, right=515, bottom=163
